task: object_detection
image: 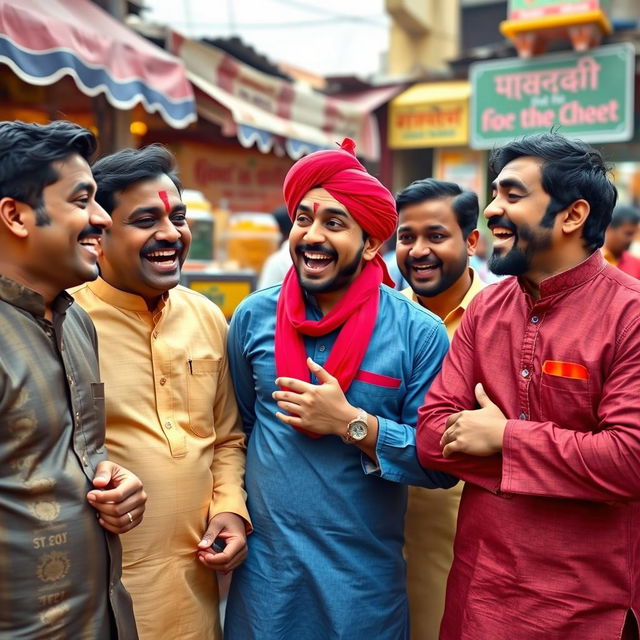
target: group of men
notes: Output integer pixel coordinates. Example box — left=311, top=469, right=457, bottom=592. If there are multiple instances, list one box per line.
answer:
left=1, top=118, right=639, bottom=640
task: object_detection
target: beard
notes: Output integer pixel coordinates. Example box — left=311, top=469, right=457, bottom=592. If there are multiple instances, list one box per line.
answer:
left=402, top=250, right=468, bottom=298
left=295, top=243, right=365, bottom=294
left=489, top=221, right=553, bottom=276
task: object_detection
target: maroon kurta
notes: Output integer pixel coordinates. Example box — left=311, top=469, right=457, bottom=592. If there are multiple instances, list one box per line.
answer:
left=417, top=250, right=640, bottom=640
left=618, top=251, right=640, bottom=279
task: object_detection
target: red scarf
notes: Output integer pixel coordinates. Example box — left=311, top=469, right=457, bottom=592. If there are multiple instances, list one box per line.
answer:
left=275, top=258, right=385, bottom=437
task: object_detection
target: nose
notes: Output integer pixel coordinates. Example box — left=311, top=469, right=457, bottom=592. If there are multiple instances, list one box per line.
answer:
left=155, top=217, right=181, bottom=243
left=89, top=200, right=112, bottom=230
left=302, top=219, right=325, bottom=244
left=408, top=236, right=431, bottom=259
left=483, top=195, right=503, bottom=222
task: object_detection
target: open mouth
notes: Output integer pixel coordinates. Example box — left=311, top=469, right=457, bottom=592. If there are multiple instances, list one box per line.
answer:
left=410, top=261, right=440, bottom=279
left=301, top=250, right=334, bottom=273
left=143, top=248, right=180, bottom=272
left=78, top=235, right=101, bottom=258
left=491, top=226, right=516, bottom=247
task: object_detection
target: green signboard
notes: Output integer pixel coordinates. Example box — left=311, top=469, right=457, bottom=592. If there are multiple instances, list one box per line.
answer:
left=508, top=0, right=610, bottom=21
left=470, top=43, right=634, bottom=149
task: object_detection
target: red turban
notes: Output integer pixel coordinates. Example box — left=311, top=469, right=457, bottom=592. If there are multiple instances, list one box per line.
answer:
left=283, top=138, right=397, bottom=243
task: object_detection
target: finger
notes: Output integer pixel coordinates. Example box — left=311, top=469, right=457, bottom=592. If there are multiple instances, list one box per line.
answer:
left=88, top=478, right=142, bottom=505
left=442, top=441, right=462, bottom=458
left=276, top=401, right=304, bottom=415
left=439, top=427, right=456, bottom=448
left=197, top=545, right=248, bottom=572
left=274, top=411, right=303, bottom=427
left=197, top=521, right=224, bottom=550
left=98, top=506, right=144, bottom=534
left=475, top=383, right=491, bottom=408
left=91, top=460, right=115, bottom=489
left=445, top=412, right=462, bottom=429
left=275, top=377, right=312, bottom=393
left=272, top=390, right=303, bottom=407
left=90, top=493, right=145, bottom=518
left=306, top=358, right=335, bottom=384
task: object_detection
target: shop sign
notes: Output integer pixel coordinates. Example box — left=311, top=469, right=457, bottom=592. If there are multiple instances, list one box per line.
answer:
left=508, top=0, right=611, bottom=22
left=470, top=43, right=634, bottom=149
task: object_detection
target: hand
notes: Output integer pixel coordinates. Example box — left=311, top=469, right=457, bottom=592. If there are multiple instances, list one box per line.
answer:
left=196, top=512, right=248, bottom=573
left=86, top=461, right=147, bottom=534
left=440, top=383, right=507, bottom=458
left=273, top=358, right=354, bottom=436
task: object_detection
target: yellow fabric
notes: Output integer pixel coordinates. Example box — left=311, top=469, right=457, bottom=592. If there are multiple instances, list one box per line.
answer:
left=72, top=279, right=249, bottom=640
left=601, top=247, right=619, bottom=267
left=401, top=268, right=484, bottom=640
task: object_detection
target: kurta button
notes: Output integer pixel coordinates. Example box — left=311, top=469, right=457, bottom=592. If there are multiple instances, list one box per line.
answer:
left=531, top=316, right=539, bottom=323
left=159, top=377, right=166, bottom=385
left=519, top=412, right=527, bottom=420
left=165, top=421, right=172, bottom=429
left=318, top=345, right=326, bottom=352
left=521, top=369, right=529, bottom=378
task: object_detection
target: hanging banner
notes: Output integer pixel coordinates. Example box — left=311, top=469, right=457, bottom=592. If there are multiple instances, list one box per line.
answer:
left=470, top=43, right=634, bottom=149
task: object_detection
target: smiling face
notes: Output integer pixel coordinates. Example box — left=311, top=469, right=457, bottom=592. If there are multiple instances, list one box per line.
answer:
left=485, top=156, right=556, bottom=277
left=23, top=153, right=111, bottom=293
left=289, top=187, right=381, bottom=301
left=98, top=174, right=191, bottom=306
left=396, top=197, right=475, bottom=298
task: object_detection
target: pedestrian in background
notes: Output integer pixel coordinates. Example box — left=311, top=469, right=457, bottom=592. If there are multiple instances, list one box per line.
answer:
left=601, top=203, right=640, bottom=278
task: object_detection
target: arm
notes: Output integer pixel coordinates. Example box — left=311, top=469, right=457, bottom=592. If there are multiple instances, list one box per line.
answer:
left=273, top=322, right=457, bottom=489
left=197, top=307, right=250, bottom=570
left=416, top=302, right=504, bottom=493
left=501, top=316, right=640, bottom=502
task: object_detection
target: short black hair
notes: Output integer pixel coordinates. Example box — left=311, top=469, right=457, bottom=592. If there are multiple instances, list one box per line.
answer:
left=272, top=204, right=293, bottom=239
left=610, top=204, right=640, bottom=229
left=395, top=178, right=479, bottom=239
left=489, top=133, right=617, bottom=251
left=91, top=144, right=181, bottom=215
left=0, top=120, right=96, bottom=225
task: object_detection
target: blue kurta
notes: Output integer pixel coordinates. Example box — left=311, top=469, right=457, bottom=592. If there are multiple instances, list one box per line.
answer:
left=224, top=284, right=455, bottom=640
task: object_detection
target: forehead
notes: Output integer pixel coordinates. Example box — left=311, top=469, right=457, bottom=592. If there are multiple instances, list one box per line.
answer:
left=398, top=198, right=458, bottom=229
left=299, top=187, right=349, bottom=214
left=494, top=156, right=544, bottom=189
left=49, top=154, right=94, bottom=187
left=113, top=174, right=181, bottom=215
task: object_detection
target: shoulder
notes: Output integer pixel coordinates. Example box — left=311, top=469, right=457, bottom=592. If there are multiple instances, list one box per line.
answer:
left=67, top=298, right=97, bottom=338
left=232, top=284, right=280, bottom=318
left=169, top=285, right=227, bottom=325
left=379, top=285, right=444, bottom=329
left=68, top=282, right=94, bottom=306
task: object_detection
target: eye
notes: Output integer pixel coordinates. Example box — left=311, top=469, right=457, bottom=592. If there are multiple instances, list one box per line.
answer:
left=132, top=217, right=156, bottom=227
left=398, top=234, right=414, bottom=244
left=430, top=234, right=446, bottom=242
left=171, top=213, right=187, bottom=226
left=507, top=193, right=524, bottom=202
left=74, top=195, right=90, bottom=208
left=326, top=218, right=344, bottom=229
left=295, top=213, right=311, bottom=225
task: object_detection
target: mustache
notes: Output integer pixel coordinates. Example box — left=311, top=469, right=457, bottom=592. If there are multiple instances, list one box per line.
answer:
left=141, top=240, right=184, bottom=255
left=487, top=217, right=518, bottom=234
left=295, top=243, right=338, bottom=259
left=78, top=225, right=105, bottom=241
left=406, top=256, right=441, bottom=268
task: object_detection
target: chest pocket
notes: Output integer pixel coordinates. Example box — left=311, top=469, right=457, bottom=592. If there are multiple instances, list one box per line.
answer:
left=538, top=364, right=596, bottom=430
left=186, top=359, right=220, bottom=437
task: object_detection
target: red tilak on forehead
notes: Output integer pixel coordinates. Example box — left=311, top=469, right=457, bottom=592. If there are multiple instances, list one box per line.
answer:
left=158, top=190, right=170, bottom=213
left=313, top=202, right=319, bottom=213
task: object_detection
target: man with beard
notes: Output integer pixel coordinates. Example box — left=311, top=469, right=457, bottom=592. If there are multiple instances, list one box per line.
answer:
left=0, top=120, right=146, bottom=638
left=395, top=178, right=484, bottom=640
left=72, top=145, right=250, bottom=640
left=417, top=133, right=640, bottom=640
left=602, top=204, right=640, bottom=278
left=223, top=139, right=455, bottom=640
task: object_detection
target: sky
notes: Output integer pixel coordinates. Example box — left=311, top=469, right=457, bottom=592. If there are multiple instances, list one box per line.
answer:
left=143, top=0, right=390, bottom=77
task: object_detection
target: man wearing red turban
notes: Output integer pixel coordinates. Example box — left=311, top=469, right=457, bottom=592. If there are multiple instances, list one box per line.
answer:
left=224, top=140, right=455, bottom=640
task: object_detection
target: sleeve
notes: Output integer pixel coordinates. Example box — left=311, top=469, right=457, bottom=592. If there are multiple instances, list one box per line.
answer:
left=208, top=306, right=252, bottom=530
left=364, top=319, right=458, bottom=489
left=416, top=299, right=504, bottom=493
left=501, top=314, right=640, bottom=502
left=227, top=303, right=257, bottom=439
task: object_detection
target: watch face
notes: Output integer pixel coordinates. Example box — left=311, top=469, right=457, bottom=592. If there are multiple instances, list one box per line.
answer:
left=348, top=420, right=368, bottom=441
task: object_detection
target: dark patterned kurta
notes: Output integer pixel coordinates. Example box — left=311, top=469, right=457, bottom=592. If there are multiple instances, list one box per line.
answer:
left=0, top=275, right=137, bottom=639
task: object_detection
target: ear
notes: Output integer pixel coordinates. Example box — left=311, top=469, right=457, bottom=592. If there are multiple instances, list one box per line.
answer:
left=0, top=197, right=30, bottom=239
left=362, top=235, right=384, bottom=262
left=466, top=229, right=480, bottom=257
left=559, top=199, right=590, bottom=236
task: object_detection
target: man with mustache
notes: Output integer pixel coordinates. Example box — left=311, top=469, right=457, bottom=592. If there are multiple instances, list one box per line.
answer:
left=72, top=145, right=250, bottom=640
left=395, top=179, right=484, bottom=640
left=417, top=133, right=640, bottom=639
left=223, top=139, right=455, bottom=640
left=0, top=120, right=146, bottom=638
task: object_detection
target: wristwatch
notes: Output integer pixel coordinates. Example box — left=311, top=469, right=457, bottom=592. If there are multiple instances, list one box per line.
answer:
left=343, top=408, right=368, bottom=443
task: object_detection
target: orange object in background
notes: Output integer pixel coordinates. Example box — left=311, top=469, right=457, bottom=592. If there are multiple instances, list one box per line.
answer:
left=226, top=212, right=280, bottom=274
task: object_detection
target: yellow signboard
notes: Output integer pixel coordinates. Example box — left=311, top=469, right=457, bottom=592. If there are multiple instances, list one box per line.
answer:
left=389, top=81, right=470, bottom=149
left=185, top=276, right=254, bottom=320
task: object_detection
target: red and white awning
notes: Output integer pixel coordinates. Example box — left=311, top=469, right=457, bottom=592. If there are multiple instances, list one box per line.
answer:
left=0, top=0, right=196, bottom=128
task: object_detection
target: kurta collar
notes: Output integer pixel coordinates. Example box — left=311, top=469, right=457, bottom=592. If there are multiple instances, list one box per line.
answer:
left=523, top=250, right=606, bottom=300
left=0, top=274, right=72, bottom=318
left=87, top=277, right=169, bottom=313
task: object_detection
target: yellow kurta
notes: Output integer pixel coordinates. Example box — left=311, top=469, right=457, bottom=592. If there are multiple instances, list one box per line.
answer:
left=72, top=279, right=249, bottom=640
left=401, top=269, right=485, bottom=640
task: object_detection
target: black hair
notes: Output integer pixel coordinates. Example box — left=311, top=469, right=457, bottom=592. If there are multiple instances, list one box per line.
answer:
left=489, top=132, right=617, bottom=251
left=91, top=144, right=181, bottom=215
left=272, top=204, right=293, bottom=239
left=395, top=178, right=479, bottom=239
left=0, top=120, right=96, bottom=225
left=610, top=204, right=640, bottom=229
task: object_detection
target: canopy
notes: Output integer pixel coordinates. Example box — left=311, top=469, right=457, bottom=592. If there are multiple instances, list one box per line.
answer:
left=0, top=0, right=196, bottom=128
